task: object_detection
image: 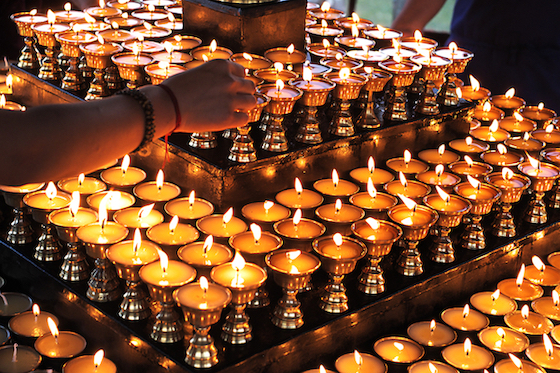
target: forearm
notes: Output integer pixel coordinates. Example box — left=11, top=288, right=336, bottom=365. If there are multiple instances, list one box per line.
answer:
left=0, top=85, right=175, bottom=185
left=391, top=0, right=447, bottom=36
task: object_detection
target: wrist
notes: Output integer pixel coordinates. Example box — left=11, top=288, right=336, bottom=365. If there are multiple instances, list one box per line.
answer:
left=140, top=85, right=176, bottom=138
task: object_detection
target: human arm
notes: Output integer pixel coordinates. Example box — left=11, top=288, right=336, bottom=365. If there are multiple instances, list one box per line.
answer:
left=0, top=59, right=256, bottom=185
left=391, top=0, right=447, bottom=37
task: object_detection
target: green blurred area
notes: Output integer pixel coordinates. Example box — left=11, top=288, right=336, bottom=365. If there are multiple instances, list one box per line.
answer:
left=355, top=0, right=454, bottom=33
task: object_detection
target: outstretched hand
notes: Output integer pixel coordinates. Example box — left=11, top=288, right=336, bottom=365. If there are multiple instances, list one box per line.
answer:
left=162, top=59, right=257, bottom=132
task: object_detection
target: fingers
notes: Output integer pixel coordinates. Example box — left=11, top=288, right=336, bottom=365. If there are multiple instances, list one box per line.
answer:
left=236, top=92, right=258, bottom=111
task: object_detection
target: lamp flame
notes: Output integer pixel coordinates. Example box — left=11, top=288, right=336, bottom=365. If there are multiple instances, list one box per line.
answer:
left=404, top=149, right=412, bottom=164
left=366, top=217, right=380, bottom=230
left=319, top=365, right=327, bottom=373
left=414, top=30, right=422, bottom=43
left=467, top=175, right=481, bottom=190
left=121, top=154, right=130, bottom=173
left=482, top=101, right=492, bottom=113
left=163, top=41, right=173, bottom=54
left=287, top=250, right=301, bottom=261
left=335, top=52, right=343, bottom=61
left=399, top=194, right=417, bottom=211
left=399, top=171, right=408, bottom=188
left=466, top=136, right=473, bottom=146
left=505, top=88, right=515, bottom=99
left=553, top=290, right=559, bottom=307
left=428, top=363, right=438, bottom=373
left=351, top=24, right=359, bottom=38
left=231, top=251, right=246, bottom=271
left=64, top=2, right=72, bottom=11
left=489, top=119, right=499, bottom=133
left=264, top=200, right=274, bottom=212
left=223, top=207, right=234, bottom=225
left=368, top=156, right=375, bottom=173
left=513, top=112, right=524, bottom=122
left=464, top=155, right=474, bottom=166
left=46, top=181, right=57, bottom=199
left=456, top=87, right=462, bottom=99
left=169, top=215, right=179, bottom=233
left=546, top=124, right=555, bottom=133
left=30, top=9, right=38, bottom=16
left=521, top=304, right=529, bottom=319
left=469, top=75, right=480, bottom=91
left=332, top=169, right=339, bottom=188
left=436, top=186, right=451, bottom=204
left=295, top=178, right=303, bottom=195
left=516, top=264, right=525, bottom=287
left=138, top=203, right=154, bottom=219
left=276, top=79, right=285, bottom=92
left=320, top=1, right=330, bottom=12
left=367, top=178, right=377, bottom=198
left=47, top=317, right=59, bottom=339
left=203, top=235, right=213, bottom=253
left=502, top=167, right=514, bottom=181
left=430, top=319, right=436, bottom=333
left=209, top=39, right=217, bottom=53
left=323, top=39, right=330, bottom=49
left=47, top=9, right=55, bottom=25
left=532, top=255, right=545, bottom=272
left=158, top=249, right=168, bottom=274
left=449, top=42, right=458, bottom=53
left=156, top=169, right=164, bottom=190
left=69, top=191, right=80, bottom=217
left=274, top=62, right=284, bottom=73
left=333, top=232, right=343, bottom=247
left=463, top=304, right=470, bottom=318
left=394, top=342, right=404, bottom=351
left=133, top=228, right=142, bottom=254
left=497, top=327, right=506, bottom=339
left=464, top=338, right=471, bottom=356
left=99, top=0, right=106, bottom=8
left=303, top=66, right=313, bottom=82
left=498, top=143, right=508, bottom=155
left=189, top=190, right=195, bottom=206
left=491, top=289, right=500, bottom=301
left=528, top=154, right=540, bottom=170
left=200, top=276, right=209, bottom=291
left=335, top=199, right=342, bottom=214
left=94, top=350, right=104, bottom=368
left=509, top=354, right=522, bottom=369
left=339, top=67, right=350, bottom=80
left=435, top=164, right=444, bottom=178
left=293, top=209, right=302, bottom=225
left=33, top=304, right=40, bottom=317
left=99, top=198, right=108, bottom=229
left=538, top=102, right=544, bottom=111
left=354, top=350, right=363, bottom=366
left=544, top=333, right=554, bottom=356
left=438, top=144, right=445, bottom=156
left=352, top=12, right=360, bottom=23
left=287, top=44, right=295, bottom=54
left=523, top=132, right=530, bottom=141
left=250, top=223, right=261, bottom=242
left=321, top=19, right=328, bottom=29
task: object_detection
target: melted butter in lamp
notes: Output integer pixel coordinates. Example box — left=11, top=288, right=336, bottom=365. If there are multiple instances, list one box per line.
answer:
left=62, top=354, right=117, bottom=373
left=505, top=136, right=545, bottom=152
left=470, top=125, right=510, bottom=143
left=314, top=235, right=365, bottom=259
left=24, top=190, right=71, bottom=211
left=0, top=293, right=32, bottom=316
left=177, top=240, right=233, bottom=268
left=34, top=329, right=86, bottom=358
left=0, top=345, right=42, bottom=373
left=455, top=182, right=500, bottom=201
left=477, top=326, right=529, bottom=353
left=100, top=165, right=146, bottom=187
left=146, top=220, right=199, bottom=246
left=416, top=170, right=460, bottom=188
left=350, top=191, right=397, bottom=211
left=196, top=214, right=247, bottom=238
left=407, top=320, right=457, bottom=347
left=494, top=357, right=545, bottom=373
left=480, top=149, right=523, bottom=167
left=424, top=194, right=470, bottom=213
left=58, top=176, right=106, bottom=195
left=133, top=182, right=180, bottom=203
left=386, top=157, right=429, bottom=175
left=525, top=336, right=560, bottom=370
left=229, top=231, right=283, bottom=255
left=441, top=306, right=489, bottom=331
left=384, top=180, right=431, bottom=200
left=349, top=167, right=394, bottom=185
left=524, top=261, right=560, bottom=286
left=497, top=277, right=544, bottom=301
left=518, top=161, right=560, bottom=178
left=139, top=260, right=196, bottom=287
left=8, top=307, right=59, bottom=338
left=499, top=115, right=536, bottom=134
left=373, top=337, right=424, bottom=363
left=441, top=339, right=494, bottom=371
left=275, top=188, right=323, bottom=209
left=469, top=290, right=517, bottom=316
left=351, top=219, right=401, bottom=242
left=77, top=221, right=128, bottom=245
left=113, top=206, right=164, bottom=229
left=313, top=175, right=359, bottom=198
left=49, top=207, right=98, bottom=228
left=449, top=160, right=493, bottom=178
left=106, top=239, right=160, bottom=266
left=389, top=205, right=436, bottom=226
left=273, top=218, right=325, bottom=239
left=418, top=148, right=460, bottom=165
left=532, top=127, right=560, bottom=145
left=87, top=191, right=135, bottom=212
left=164, top=196, right=214, bottom=221
left=408, top=361, right=458, bottom=373
left=315, top=202, right=364, bottom=223
left=504, top=306, right=554, bottom=335
left=241, top=201, right=290, bottom=223
left=335, top=351, right=387, bottom=373
left=174, top=281, right=231, bottom=310
left=532, top=292, right=560, bottom=321
left=266, top=249, right=320, bottom=274
left=448, top=137, right=489, bottom=154
left=211, top=260, right=267, bottom=289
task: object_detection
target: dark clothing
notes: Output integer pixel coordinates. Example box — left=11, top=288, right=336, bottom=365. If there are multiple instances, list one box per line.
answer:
left=449, top=0, right=560, bottom=113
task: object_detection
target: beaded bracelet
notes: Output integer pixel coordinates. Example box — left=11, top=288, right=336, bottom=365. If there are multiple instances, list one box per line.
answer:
left=116, top=87, right=155, bottom=153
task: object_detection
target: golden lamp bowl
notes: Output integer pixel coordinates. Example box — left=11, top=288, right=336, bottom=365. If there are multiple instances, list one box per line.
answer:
left=351, top=219, right=402, bottom=258
left=247, top=93, right=270, bottom=122
left=454, top=182, right=502, bottom=216
left=324, top=72, right=367, bottom=101
left=423, top=194, right=472, bottom=229
left=388, top=205, right=438, bottom=242
left=312, top=236, right=367, bottom=276
left=485, top=172, right=531, bottom=204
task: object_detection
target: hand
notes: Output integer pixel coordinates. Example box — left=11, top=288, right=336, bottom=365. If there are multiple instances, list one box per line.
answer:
left=162, top=59, right=257, bottom=132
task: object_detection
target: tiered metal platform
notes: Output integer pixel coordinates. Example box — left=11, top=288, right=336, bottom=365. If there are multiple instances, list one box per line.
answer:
left=3, top=66, right=560, bottom=373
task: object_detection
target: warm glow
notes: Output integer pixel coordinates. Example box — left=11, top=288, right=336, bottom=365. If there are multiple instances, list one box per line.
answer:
left=399, top=194, right=417, bottom=211
left=303, top=66, right=313, bottom=82
left=169, top=215, right=179, bottom=233
left=46, top=181, right=57, bottom=199
left=505, top=87, right=515, bottom=99
left=456, top=87, right=462, bottom=99
left=394, top=342, right=404, bottom=351
left=544, top=334, right=554, bottom=356
left=538, top=102, right=544, bottom=111
left=200, top=276, right=209, bottom=291
left=516, top=264, right=525, bottom=287
left=366, top=217, right=380, bottom=230
left=482, top=101, right=492, bottom=113
left=523, top=132, right=530, bottom=141
left=491, top=289, right=500, bottom=301
left=399, top=171, right=408, bottom=188
left=352, top=12, right=360, bottom=23
left=532, top=255, right=545, bottom=272
left=393, top=54, right=402, bottom=64
left=333, top=232, right=343, bottom=247
left=521, top=304, right=529, bottom=319
left=99, top=0, right=106, bottom=8
left=293, top=209, right=302, bottom=225
left=111, top=21, right=119, bottom=29
left=263, top=200, right=274, bottom=212
left=121, top=154, right=130, bottom=173
left=367, top=178, right=376, bottom=199
left=320, top=1, right=330, bottom=12
left=167, top=13, right=175, bottom=22
left=287, top=44, right=295, bottom=54
left=0, top=95, right=4, bottom=108
left=276, top=79, right=285, bottom=92
left=156, top=169, right=164, bottom=190
left=513, top=112, right=524, bottom=122
left=339, top=67, right=351, bottom=80
left=462, top=304, right=470, bottom=318
left=469, top=75, right=480, bottom=91
left=435, top=164, right=444, bottom=178
left=467, top=175, right=481, bottom=190
left=85, top=14, right=96, bottom=24
left=438, top=144, right=445, bottom=156
left=188, top=190, right=195, bottom=206
left=163, top=41, right=174, bottom=54
left=30, top=9, right=38, bottom=16
left=250, top=223, right=261, bottom=242
left=33, top=304, right=40, bottom=317
left=158, top=61, right=170, bottom=70
left=497, top=143, right=508, bottom=155
left=509, top=354, right=522, bottom=369
left=231, top=251, right=246, bottom=271
left=404, top=149, right=412, bottom=164
left=209, top=39, right=217, bottom=53
left=354, top=350, right=363, bottom=366
left=489, top=119, right=499, bottom=132
left=430, top=319, right=436, bottom=332
left=465, top=155, right=474, bottom=166
left=321, top=19, right=328, bottom=28
left=335, top=53, right=343, bottom=61
left=94, top=350, right=104, bottom=368
left=123, top=12, right=129, bottom=18
left=133, top=228, right=142, bottom=254
left=202, top=54, right=208, bottom=62
left=368, top=156, right=375, bottom=173
left=466, top=136, right=473, bottom=146
left=546, top=124, right=555, bottom=133
left=223, top=207, right=234, bottom=225
left=323, top=39, right=330, bottom=49
left=332, top=169, right=339, bottom=188
left=428, top=362, right=438, bottom=373
left=449, top=42, right=458, bottom=53
left=98, top=199, right=108, bottom=229
left=528, top=154, right=540, bottom=170
left=335, top=199, right=342, bottom=214
left=351, top=24, right=359, bottom=38
left=69, top=191, right=80, bottom=217
left=147, top=4, right=155, bottom=11
left=97, top=34, right=105, bottom=45
left=464, top=338, right=471, bottom=356
left=47, top=317, right=59, bottom=339
left=414, top=30, right=422, bottom=43
left=132, top=42, right=140, bottom=56
left=436, top=186, right=451, bottom=203
left=274, top=62, right=284, bottom=73
left=47, top=9, right=55, bottom=24
left=287, top=250, right=301, bottom=261
left=502, top=167, right=514, bottom=181
left=138, top=203, right=155, bottom=219
left=319, top=365, right=327, bottom=373
left=553, top=290, right=559, bottom=307
left=158, top=249, right=168, bottom=274
left=64, top=2, right=72, bottom=11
